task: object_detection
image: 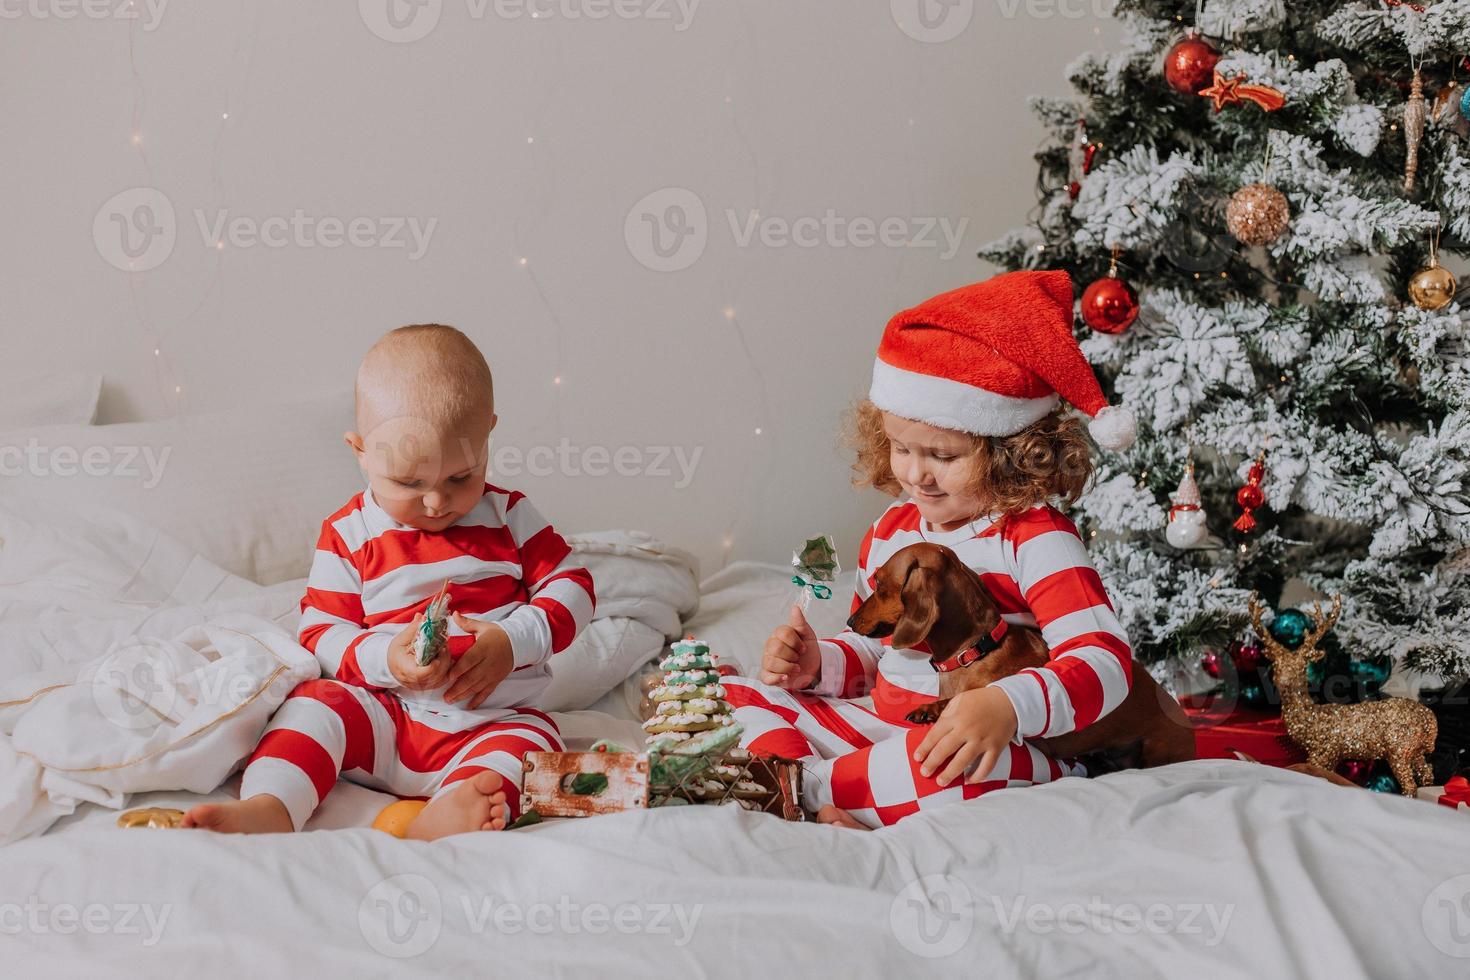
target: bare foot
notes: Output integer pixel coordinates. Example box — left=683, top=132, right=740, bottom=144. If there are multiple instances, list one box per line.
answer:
left=182, top=794, right=293, bottom=834
left=406, top=771, right=511, bottom=840
left=815, top=804, right=871, bottom=831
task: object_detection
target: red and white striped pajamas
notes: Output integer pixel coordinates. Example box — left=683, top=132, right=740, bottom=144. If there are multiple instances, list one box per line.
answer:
left=241, top=483, right=594, bottom=829
left=724, top=499, right=1131, bottom=829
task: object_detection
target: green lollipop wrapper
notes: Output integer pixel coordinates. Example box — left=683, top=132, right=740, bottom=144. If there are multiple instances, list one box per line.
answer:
left=790, top=534, right=840, bottom=611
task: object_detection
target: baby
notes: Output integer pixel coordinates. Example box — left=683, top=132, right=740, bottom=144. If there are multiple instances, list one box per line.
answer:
left=185, top=324, right=595, bottom=838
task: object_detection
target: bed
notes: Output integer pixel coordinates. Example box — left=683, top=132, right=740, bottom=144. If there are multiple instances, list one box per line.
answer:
left=1, top=404, right=1468, bottom=977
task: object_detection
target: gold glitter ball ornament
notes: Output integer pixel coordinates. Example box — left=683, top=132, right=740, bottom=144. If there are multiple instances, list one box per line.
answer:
left=1225, top=183, right=1290, bottom=246
left=1408, top=261, right=1458, bottom=312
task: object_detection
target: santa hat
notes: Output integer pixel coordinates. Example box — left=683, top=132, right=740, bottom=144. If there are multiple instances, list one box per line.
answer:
left=868, top=270, right=1136, bottom=451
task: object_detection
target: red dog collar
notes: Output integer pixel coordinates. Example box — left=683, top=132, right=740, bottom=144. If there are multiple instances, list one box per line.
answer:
left=933, top=619, right=1009, bottom=674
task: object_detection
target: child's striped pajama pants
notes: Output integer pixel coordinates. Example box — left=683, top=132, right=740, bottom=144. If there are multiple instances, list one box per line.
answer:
left=239, top=678, right=563, bottom=830
left=722, top=674, right=1081, bottom=829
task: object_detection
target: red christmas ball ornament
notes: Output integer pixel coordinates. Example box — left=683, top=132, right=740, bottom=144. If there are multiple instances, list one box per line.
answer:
left=1081, top=276, right=1140, bottom=334
left=1337, top=760, right=1372, bottom=785
left=1081, top=254, right=1140, bottom=334
left=1201, top=649, right=1224, bottom=678
left=1233, top=643, right=1264, bottom=672
left=1164, top=31, right=1222, bottom=96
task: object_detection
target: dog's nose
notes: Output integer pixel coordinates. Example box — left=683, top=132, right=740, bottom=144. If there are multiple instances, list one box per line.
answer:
left=846, top=614, right=859, bottom=631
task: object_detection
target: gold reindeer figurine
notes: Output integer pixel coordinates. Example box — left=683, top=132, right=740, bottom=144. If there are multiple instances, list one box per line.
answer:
left=1248, top=593, right=1437, bottom=796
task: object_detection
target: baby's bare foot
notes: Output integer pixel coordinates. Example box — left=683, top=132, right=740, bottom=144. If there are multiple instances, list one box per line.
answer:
left=406, top=771, right=511, bottom=840
left=182, top=794, right=293, bottom=834
left=815, top=804, right=871, bottom=831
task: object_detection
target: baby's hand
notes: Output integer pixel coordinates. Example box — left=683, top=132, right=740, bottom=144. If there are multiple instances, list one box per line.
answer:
left=443, top=614, right=515, bottom=710
left=760, top=605, right=821, bottom=690
left=912, top=686, right=1018, bottom=787
left=389, top=614, right=452, bottom=691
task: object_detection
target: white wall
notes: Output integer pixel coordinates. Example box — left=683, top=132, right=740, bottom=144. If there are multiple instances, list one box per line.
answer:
left=1, top=1, right=1115, bottom=575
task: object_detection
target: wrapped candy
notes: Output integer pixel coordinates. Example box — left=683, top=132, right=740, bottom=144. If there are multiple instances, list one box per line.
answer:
left=789, top=534, right=841, bottom=613
left=413, top=581, right=452, bottom=666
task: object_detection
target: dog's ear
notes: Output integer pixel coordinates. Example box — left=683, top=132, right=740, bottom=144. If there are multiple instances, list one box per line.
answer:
left=891, top=566, right=941, bottom=649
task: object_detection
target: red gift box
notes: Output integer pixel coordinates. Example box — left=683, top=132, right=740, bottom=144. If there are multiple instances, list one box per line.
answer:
left=1180, top=697, right=1306, bottom=768
left=1416, top=775, right=1470, bottom=812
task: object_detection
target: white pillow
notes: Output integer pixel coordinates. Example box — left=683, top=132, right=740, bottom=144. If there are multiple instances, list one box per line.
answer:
left=680, top=561, right=855, bottom=677
left=0, top=372, right=102, bottom=427
left=0, top=393, right=362, bottom=585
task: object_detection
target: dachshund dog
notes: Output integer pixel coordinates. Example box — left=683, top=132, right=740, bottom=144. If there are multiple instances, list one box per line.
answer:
left=847, top=542, right=1195, bottom=769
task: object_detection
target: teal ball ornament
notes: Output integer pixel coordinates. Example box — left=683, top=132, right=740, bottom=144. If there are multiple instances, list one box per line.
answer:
left=1269, top=609, right=1311, bottom=649
left=1366, top=773, right=1400, bottom=794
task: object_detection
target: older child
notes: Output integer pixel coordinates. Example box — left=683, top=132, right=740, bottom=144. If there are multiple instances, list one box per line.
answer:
left=184, top=324, right=594, bottom=838
left=725, top=270, right=1137, bottom=829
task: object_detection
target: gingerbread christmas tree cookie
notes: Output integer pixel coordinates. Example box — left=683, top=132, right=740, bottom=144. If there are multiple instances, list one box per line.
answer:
left=641, top=639, right=737, bottom=744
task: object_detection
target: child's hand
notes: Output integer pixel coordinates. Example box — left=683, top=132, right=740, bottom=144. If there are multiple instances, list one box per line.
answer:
left=912, top=686, right=1019, bottom=787
left=388, top=614, right=452, bottom=691
left=760, top=605, right=821, bottom=690
left=443, top=614, right=515, bottom=710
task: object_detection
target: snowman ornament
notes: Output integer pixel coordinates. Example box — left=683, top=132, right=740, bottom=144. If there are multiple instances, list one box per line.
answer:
left=1166, top=460, right=1208, bottom=549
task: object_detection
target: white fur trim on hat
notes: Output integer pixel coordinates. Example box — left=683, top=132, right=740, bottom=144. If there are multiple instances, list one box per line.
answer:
left=869, top=358, right=1059, bottom=436
left=1088, top=405, right=1137, bottom=451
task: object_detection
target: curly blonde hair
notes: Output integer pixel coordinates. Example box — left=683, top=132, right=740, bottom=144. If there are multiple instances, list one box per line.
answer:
left=846, top=400, right=1094, bottom=516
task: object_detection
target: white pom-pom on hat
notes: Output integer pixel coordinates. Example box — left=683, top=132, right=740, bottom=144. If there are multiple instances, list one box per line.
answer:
left=1088, top=405, right=1137, bottom=451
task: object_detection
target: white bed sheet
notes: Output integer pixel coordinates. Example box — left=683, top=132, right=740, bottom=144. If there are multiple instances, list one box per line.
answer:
left=6, top=544, right=1470, bottom=976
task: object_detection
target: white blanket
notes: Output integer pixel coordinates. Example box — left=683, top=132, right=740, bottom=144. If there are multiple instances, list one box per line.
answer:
left=0, top=504, right=698, bottom=842
left=2, top=761, right=1467, bottom=976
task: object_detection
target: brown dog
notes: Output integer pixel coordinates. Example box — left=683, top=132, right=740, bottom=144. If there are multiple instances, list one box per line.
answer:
left=847, top=542, right=1195, bottom=769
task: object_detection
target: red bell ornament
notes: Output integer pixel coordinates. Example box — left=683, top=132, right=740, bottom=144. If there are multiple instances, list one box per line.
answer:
left=1233, top=452, right=1268, bottom=533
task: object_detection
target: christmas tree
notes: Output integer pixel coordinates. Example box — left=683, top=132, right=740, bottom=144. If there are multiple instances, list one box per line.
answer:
left=981, top=2, right=1470, bottom=683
